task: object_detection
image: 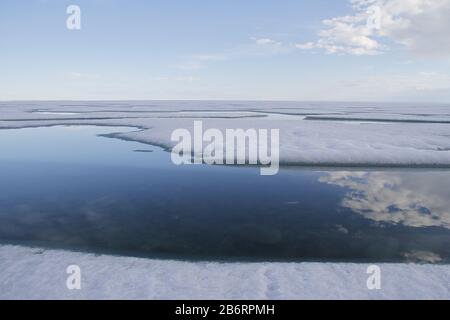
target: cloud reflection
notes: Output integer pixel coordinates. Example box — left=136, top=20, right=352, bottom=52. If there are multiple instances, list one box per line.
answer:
left=319, top=171, right=450, bottom=229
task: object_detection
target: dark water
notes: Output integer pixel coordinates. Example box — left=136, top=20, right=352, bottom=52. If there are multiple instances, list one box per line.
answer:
left=0, top=126, right=449, bottom=263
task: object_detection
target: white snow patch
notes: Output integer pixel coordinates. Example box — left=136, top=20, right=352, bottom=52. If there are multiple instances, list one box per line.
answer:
left=0, top=245, right=449, bottom=300
left=1, top=101, right=450, bottom=166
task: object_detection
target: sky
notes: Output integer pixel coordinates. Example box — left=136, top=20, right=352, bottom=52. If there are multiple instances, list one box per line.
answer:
left=1, top=0, right=450, bottom=102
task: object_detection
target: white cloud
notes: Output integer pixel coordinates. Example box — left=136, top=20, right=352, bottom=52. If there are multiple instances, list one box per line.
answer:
left=151, top=76, right=198, bottom=82
left=295, top=42, right=316, bottom=50
left=66, top=72, right=100, bottom=80
left=178, top=37, right=291, bottom=70
left=250, top=37, right=290, bottom=55
left=349, top=71, right=450, bottom=91
left=254, top=38, right=282, bottom=47
left=328, top=71, right=450, bottom=100
left=297, top=0, right=450, bottom=57
left=172, top=76, right=197, bottom=82
left=255, top=38, right=276, bottom=45
left=178, top=54, right=227, bottom=70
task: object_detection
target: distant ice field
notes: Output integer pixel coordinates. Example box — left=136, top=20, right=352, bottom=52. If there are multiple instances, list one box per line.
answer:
left=1, top=101, right=450, bottom=167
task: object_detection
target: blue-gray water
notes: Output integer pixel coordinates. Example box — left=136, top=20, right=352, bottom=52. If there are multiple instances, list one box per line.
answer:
left=0, top=126, right=449, bottom=263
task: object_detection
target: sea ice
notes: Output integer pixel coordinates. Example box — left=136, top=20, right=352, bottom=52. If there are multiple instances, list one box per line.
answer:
left=0, top=245, right=449, bottom=300
left=1, top=101, right=449, bottom=167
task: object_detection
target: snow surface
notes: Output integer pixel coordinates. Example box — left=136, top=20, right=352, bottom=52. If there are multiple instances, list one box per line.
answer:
left=0, top=245, right=449, bottom=300
left=1, top=102, right=449, bottom=299
left=1, top=101, right=450, bottom=167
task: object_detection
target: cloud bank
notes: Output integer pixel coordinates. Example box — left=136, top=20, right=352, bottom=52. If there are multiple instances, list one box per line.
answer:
left=297, top=0, right=450, bottom=57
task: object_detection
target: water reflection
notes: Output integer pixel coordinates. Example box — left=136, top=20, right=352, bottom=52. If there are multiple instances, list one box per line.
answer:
left=319, top=171, right=450, bottom=229
left=0, top=126, right=449, bottom=263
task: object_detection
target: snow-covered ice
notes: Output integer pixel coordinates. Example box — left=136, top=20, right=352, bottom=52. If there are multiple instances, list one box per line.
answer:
left=1, top=101, right=450, bottom=167
left=0, top=245, right=449, bottom=300
left=1, top=102, right=450, bottom=300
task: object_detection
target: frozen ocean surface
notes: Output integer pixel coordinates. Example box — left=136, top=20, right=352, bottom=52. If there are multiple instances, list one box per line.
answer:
left=1, top=101, right=450, bottom=166
left=1, top=245, right=449, bottom=300
left=1, top=126, right=449, bottom=263
left=0, top=101, right=449, bottom=299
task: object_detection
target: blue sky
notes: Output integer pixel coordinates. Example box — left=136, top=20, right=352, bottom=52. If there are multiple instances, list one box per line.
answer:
left=1, top=0, right=450, bottom=101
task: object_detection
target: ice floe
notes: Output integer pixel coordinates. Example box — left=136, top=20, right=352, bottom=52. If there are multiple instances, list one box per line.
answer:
left=0, top=245, right=449, bottom=300
left=1, top=101, right=450, bottom=167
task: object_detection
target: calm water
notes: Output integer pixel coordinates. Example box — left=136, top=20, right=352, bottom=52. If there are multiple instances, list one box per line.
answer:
left=0, top=126, right=449, bottom=263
